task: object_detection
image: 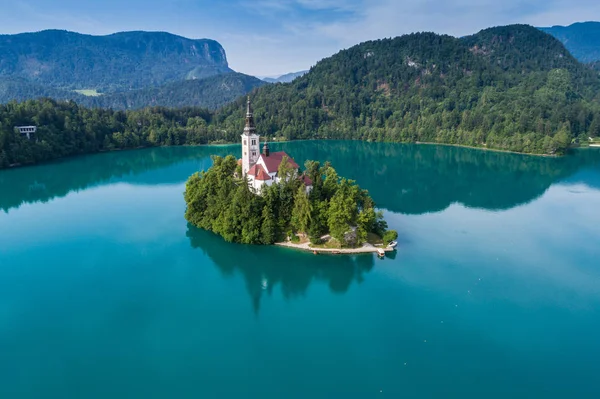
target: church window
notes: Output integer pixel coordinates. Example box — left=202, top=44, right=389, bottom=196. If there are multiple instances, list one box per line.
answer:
left=244, top=140, right=247, bottom=145
left=251, top=139, right=256, bottom=146
left=252, top=151, right=256, bottom=157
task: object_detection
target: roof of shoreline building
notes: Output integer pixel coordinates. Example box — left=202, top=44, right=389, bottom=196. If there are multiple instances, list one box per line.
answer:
left=260, top=151, right=299, bottom=174
left=299, top=174, right=313, bottom=187
left=247, top=163, right=271, bottom=181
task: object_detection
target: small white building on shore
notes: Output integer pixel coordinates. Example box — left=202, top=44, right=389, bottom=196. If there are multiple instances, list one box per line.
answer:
left=15, top=126, right=37, bottom=140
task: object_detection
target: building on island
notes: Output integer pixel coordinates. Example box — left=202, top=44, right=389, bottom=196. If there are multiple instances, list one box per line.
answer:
left=239, top=97, right=312, bottom=193
left=14, top=126, right=37, bottom=140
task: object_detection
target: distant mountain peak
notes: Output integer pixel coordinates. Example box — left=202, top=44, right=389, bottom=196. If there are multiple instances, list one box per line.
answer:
left=261, top=70, right=309, bottom=83
left=0, top=30, right=232, bottom=92
left=539, top=21, right=600, bottom=63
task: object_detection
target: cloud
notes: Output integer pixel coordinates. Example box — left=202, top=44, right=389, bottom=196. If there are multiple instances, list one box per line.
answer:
left=312, top=0, right=600, bottom=47
left=1, top=0, right=599, bottom=76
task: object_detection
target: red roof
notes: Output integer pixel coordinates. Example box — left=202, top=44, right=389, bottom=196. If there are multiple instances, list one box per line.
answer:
left=247, top=163, right=271, bottom=181
left=299, top=174, right=313, bottom=186
left=260, top=151, right=299, bottom=174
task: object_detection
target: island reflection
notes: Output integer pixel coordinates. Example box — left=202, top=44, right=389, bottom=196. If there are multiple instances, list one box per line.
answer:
left=186, top=225, right=375, bottom=314
left=1, top=141, right=599, bottom=214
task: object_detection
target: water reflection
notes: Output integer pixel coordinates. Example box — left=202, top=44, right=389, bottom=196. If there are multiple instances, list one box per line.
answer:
left=1, top=141, right=600, bottom=215
left=274, top=141, right=600, bottom=213
left=186, top=225, right=375, bottom=314
left=0, top=146, right=233, bottom=213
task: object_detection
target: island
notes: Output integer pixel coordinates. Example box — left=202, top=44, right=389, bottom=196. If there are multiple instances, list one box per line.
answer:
left=184, top=98, right=397, bottom=254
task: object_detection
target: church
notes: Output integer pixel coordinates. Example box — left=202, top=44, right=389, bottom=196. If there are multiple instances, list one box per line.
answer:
left=239, top=97, right=312, bottom=193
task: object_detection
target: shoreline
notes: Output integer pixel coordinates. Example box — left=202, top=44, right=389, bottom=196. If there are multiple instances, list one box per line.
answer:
left=275, top=241, right=395, bottom=255
left=2, top=138, right=568, bottom=171
left=412, top=141, right=560, bottom=157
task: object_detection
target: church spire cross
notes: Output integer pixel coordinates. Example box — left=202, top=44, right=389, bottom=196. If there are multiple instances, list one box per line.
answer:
left=244, top=96, right=256, bottom=135
left=246, top=96, right=253, bottom=117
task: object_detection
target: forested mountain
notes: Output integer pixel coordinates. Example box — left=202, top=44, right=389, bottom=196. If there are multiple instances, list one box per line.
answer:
left=540, top=22, right=600, bottom=63
left=213, top=25, right=600, bottom=155
left=0, top=73, right=266, bottom=110
left=0, top=30, right=231, bottom=92
left=262, top=71, right=309, bottom=83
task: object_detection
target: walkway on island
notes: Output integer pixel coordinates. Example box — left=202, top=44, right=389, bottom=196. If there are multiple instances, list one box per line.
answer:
left=275, top=240, right=395, bottom=255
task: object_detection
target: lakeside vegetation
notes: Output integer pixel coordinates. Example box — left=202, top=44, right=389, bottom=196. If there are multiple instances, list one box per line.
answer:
left=184, top=155, right=397, bottom=246
left=0, top=98, right=217, bottom=168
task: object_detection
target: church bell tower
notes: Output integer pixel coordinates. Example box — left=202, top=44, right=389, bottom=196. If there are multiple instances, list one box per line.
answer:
left=241, top=96, right=260, bottom=176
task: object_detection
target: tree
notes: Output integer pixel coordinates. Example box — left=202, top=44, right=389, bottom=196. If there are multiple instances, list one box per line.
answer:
left=327, top=181, right=356, bottom=245
left=291, top=184, right=312, bottom=234
left=261, top=205, right=277, bottom=244
left=383, top=230, right=398, bottom=244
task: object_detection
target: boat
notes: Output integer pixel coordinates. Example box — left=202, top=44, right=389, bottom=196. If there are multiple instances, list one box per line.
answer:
left=387, top=241, right=398, bottom=249
left=376, top=248, right=385, bottom=258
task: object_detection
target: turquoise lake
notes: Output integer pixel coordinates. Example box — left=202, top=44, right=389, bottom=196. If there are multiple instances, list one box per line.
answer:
left=1, top=141, right=599, bottom=398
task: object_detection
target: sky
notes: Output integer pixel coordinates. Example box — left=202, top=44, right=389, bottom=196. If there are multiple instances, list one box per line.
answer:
left=0, top=0, right=599, bottom=76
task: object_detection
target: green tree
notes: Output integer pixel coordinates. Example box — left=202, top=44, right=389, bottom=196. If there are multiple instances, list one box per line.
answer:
left=291, top=184, right=312, bottom=234
left=261, top=205, right=277, bottom=244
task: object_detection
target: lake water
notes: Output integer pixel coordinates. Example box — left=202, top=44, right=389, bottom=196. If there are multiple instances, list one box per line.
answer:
left=1, top=141, right=599, bottom=398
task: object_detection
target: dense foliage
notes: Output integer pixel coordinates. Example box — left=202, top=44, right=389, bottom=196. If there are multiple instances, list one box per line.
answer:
left=184, top=155, right=392, bottom=246
left=540, top=22, right=600, bottom=63
left=89, top=73, right=266, bottom=110
left=0, top=98, right=226, bottom=168
left=213, top=25, right=600, bottom=155
left=1, top=73, right=266, bottom=111
left=0, top=30, right=231, bottom=92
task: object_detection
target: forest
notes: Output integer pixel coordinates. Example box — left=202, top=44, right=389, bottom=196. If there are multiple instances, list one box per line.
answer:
left=0, top=98, right=218, bottom=168
left=0, top=73, right=266, bottom=111
left=184, top=155, right=397, bottom=246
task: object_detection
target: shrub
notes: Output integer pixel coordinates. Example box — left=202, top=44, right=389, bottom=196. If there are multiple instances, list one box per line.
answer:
left=383, top=230, right=398, bottom=244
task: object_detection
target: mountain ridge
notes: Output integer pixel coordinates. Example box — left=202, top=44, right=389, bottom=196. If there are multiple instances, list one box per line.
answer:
left=0, top=29, right=232, bottom=92
left=262, top=70, right=309, bottom=83
left=539, top=22, right=600, bottom=63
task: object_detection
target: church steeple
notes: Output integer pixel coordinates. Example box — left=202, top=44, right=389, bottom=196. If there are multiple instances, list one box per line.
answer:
left=244, top=96, right=256, bottom=135
left=241, top=96, right=260, bottom=177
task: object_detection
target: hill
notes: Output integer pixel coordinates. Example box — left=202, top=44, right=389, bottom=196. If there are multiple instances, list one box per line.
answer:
left=262, top=70, right=309, bottom=83
left=88, top=73, right=266, bottom=110
left=0, top=73, right=266, bottom=110
left=539, top=22, right=600, bottom=63
left=0, top=30, right=231, bottom=92
left=213, top=25, right=600, bottom=155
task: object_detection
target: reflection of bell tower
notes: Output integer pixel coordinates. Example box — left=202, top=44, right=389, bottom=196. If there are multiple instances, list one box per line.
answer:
left=241, top=97, right=260, bottom=176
